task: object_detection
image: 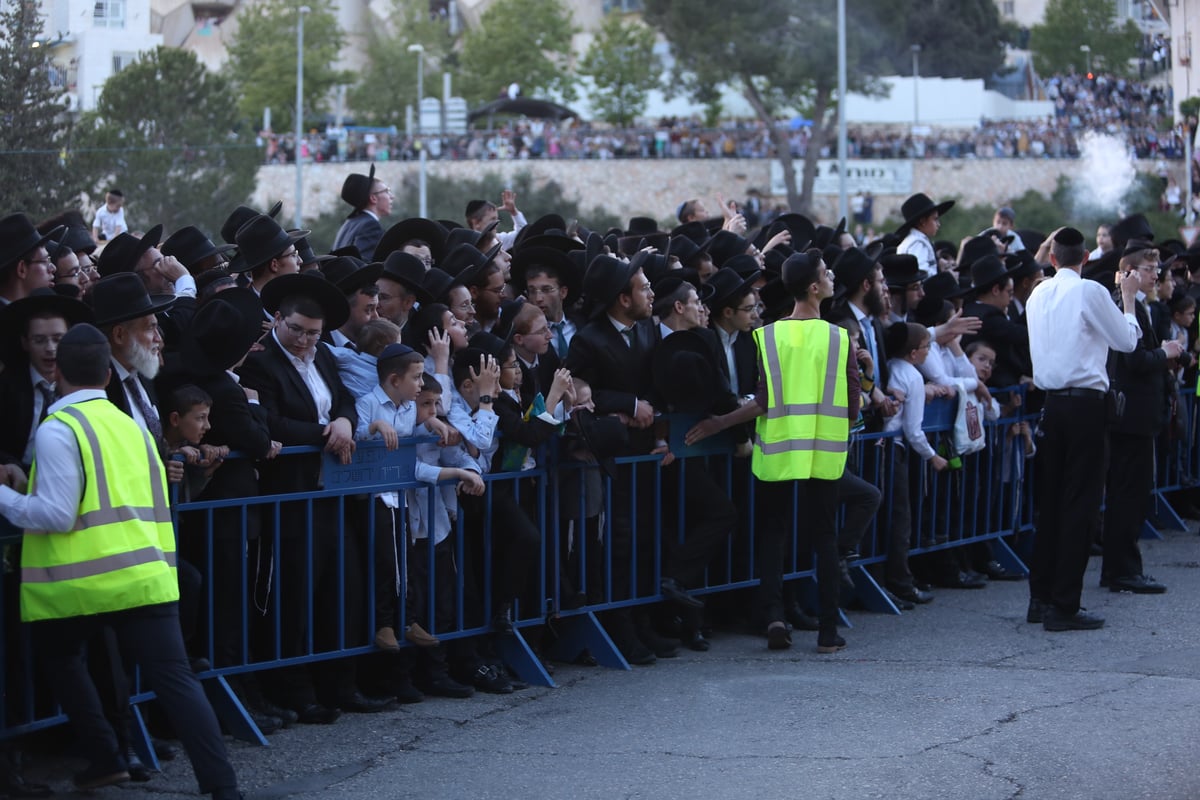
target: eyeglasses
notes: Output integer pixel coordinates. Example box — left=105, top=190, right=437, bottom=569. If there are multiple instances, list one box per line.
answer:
left=26, top=258, right=51, bottom=268
left=526, top=284, right=560, bottom=297
left=283, top=321, right=322, bottom=340
left=277, top=249, right=299, bottom=262
left=371, top=187, right=394, bottom=197
left=737, top=303, right=764, bottom=314
left=56, top=268, right=80, bottom=279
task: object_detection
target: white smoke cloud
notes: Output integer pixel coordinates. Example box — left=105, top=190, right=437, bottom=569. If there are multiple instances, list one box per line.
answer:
left=1073, top=132, right=1137, bottom=215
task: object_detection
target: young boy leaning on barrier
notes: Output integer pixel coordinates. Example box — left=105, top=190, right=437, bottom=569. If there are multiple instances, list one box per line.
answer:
left=163, top=383, right=229, bottom=503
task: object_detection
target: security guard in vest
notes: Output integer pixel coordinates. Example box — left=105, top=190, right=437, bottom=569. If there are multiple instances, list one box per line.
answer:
left=685, top=251, right=860, bottom=653
left=0, top=324, right=243, bottom=798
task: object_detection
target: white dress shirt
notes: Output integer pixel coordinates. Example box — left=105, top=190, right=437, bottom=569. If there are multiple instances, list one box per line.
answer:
left=272, top=331, right=332, bottom=424
left=883, top=359, right=938, bottom=461
left=495, top=210, right=528, bottom=251
left=715, top=325, right=740, bottom=392
left=355, top=384, right=443, bottom=507
left=0, top=390, right=108, bottom=533
left=111, top=359, right=158, bottom=433
left=1026, top=268, right=1139, bottom=392
left=897, top=228, right=936, bottom=276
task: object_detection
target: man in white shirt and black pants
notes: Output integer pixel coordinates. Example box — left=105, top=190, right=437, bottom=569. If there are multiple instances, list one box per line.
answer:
left=1026, top=227, right=1140, bottom=631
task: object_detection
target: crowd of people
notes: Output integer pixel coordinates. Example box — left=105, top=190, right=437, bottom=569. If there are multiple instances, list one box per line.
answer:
left=0, top=171, right=1196, bottom=797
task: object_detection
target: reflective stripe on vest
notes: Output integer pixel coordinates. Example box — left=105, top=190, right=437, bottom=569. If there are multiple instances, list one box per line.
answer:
left=20, top=399, right=178, bottom=622
left=752, top=319, right=850, bottom=481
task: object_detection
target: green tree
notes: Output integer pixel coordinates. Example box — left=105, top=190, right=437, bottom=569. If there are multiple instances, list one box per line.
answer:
left=874, top=0, right=1014, bottom=80
left=71, top=47, right=260, bottom=234
left=644, top=0, right=892, bottom=214
left=1029, top=0, right=1141, bottom=77
left=348, top=0, right=454, bottom=126
left=456, top=0, right=578, bottom=105
left=0, top=0, right=72, bottom=217
left=226, top=0, right=349, bottom=132
left=577, top=13, right=661, bottom=127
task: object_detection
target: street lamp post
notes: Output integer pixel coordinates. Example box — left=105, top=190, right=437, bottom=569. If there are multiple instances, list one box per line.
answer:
left=836, top=0, right=847, bottom=221
left=294, top=5, right=310, bottom=229
left=408, top=43, right=426, bottom=218
left=1080, top=44, right=1092, bottom=75
left=911, top=44, right=921, bottom=129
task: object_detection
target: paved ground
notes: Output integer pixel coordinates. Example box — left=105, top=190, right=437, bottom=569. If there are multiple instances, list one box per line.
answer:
left=28, top=525, right=1200, bottom=799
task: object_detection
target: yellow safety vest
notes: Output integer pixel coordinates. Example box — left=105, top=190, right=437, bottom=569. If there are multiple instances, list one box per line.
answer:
left=20, top=399, right=178, bottom=622
left=752, top=318, right=850, bottom=481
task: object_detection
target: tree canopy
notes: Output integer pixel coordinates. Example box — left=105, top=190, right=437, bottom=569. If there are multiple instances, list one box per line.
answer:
left=456, top=0, right=578, bottom=105
left=872, top=0, right=1016, bottom=80
left=226, top=0, right=349, bottom=132
left=0, top=0, right=72, bottom=217
left=577, top=13, right=661, bottom=127
left=71, top=47, right=260, bottom=234
left=1029, top=0, right=1141, bottom=77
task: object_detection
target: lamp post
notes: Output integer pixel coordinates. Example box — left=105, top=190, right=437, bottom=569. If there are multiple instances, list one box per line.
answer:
left=408, top=43, right=426, bottom=217
left=294, top=5, right=310, bottom=229
left=836, top=0, right=847, bottom=221
left=911, top=44, right=921, bottom=129
left=1080, top=44, right=1092, bottom=76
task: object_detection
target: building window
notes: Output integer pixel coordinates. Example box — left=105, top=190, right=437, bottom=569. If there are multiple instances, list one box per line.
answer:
left=603, top=0, right=643, bottom=12
left=1002, top=0, right=1014, bottom=16
left=94, top=0, right=125, bottom=28
left=112, top=51, right=137, bottom=73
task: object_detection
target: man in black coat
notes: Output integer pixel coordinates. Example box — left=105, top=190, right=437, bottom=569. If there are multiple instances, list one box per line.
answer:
left=332, top=165, right=390, bottom=261
left=961, top=255, right=1031, bottom=387
left=1103, top=242, right=1183, bottom=593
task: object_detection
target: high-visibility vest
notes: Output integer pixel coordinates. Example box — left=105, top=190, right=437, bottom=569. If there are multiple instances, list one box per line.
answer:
left=752, top=318, right=850, bottom=481
left=20, top=399, right=178, bottom=622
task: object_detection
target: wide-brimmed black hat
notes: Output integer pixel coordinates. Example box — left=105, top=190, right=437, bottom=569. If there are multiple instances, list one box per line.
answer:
left=651, top=272, right=709, bottom=318
left=233, top=215, right=310, bottom=274
left=161, top=226, right=235, bottom=271
left=582, top=251, right=650, bottom=315
left=320, top=256, right=381, bottom=295
left=618, top=224, right=668, bottom=257
left=182, top=287, right=264, bottom=375
left=812, top=217, right=847, bottom=250
left=220, top=201, right=283, bottom=246
left=896, top=193, right=955, bottom=236
left=1006, top=249, right=1042, bottom=281
left=958, top=235, right=1001, bottom=271
left=667, top=233, right=714, bottom=268
left=260, top=272, right=350, bottom=331
left=723, top=254, right=764, bottom=284
left=511, top=246, right=582, bottom=300
left=381, top=251, right=432, bottom=303
left=514, top=232, right=583, bottom=256
left=706, top=230, right=752, bottom=268
left=468, top=330, right=508, bottom=361
left=90, top=273, right=176, bottom=327
left=340, top=163, right=376, bottom=211
left=296, top=235, right=335, bottom=268
left=512, top=213, right=567, bottom=251
left=96, top=224, right=163, bottom=278
left=704, top=267, right=758, bottom=312
left=55, top=225, right=97, bottom=257
left=767, top=213, right=817, bottom=252
left=670, top=221, right=711, bottom=246
left=421, top=267, right=458, bottom=304
left=652, top=329, right=724, bottom=415
left=968, top=255, right=1019, bottom=296
left=914, top=272, right=961, bottom=319
left=375, top=217, right=449, bottom=263
left=438, top=241, right=502, bottom=287
left=933, top=239, right=958, bottom=260
left=0, top=287, right=94, bottom=363
left=568, top=231, right=606, bottom=275
left=445, top=220, right=500, bottom=252
left=0, top=214, right=61, bottom=274
left=832, top=246, right=878, bottom=291
left=881, top=253, right=924, bottom=289
left=1110, top=213, right=1154, bottom=249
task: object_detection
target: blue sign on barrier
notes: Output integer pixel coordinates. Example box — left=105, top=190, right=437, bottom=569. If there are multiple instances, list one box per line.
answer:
left=322, top=438, right=434, bottom=492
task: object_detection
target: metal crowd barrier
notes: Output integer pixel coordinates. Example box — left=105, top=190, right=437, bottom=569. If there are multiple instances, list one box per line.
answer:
left=4, top=382, right=1190, bottom=751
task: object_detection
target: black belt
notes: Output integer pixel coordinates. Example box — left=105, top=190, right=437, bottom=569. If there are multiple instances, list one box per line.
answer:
left=1046, top=387, right=1106, bottom=400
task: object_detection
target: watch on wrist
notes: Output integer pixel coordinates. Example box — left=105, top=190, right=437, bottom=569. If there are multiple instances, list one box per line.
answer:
left=478, top=394, right=493, bottom=404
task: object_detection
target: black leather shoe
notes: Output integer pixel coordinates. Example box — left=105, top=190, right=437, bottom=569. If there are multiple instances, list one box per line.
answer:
left=620, top=642, right=657, bottom=666
left=392, top=677, right=425, bottom=704
left=785, top=603, right=820, bottom=631
left=469, top=665, right=513, bottom=694
left=491, top=607, right=515, bottom=635
left=1109, top=574, right=1167, bottom=594
left=684, top=630, right=711, bottom=652
left=817, top=630, right=847, bottom=653
left=766, top=621, right=792, bottom=650
left=151, top=738, right=178, bottom=761
left=0, top=761, right=52, bottom=798
left=938, top=571, right=987, bottom=589
left=426, top=675, right=475, bottom=698
left=1026, top=598, right=1047, bottom=624
left=249, top=711, right=283, bottom=735
left=1043, top=608, right=1105, bottom=631
left=890, top=585, right=934, bottom=604
left=258, top=701, right=298, bottom=727
left=125, top=748, right=152, bottom=782
left=295, top=703, right=341, bottom=724
left=337, top=691, right=396, bottom=714
left=660, top=578, right=704, bottom=609
left=636, top=628, right=680, bottom=659
left=983, top=560, right=1023, bottom=581
left=73, top=764, right=130, bottom=791
left=882, top=588, right=915, bottom=611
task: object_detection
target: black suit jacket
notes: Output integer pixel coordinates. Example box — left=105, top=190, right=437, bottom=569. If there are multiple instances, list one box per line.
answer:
left=1108, top=300, right=1170, bottom=437
left=235, top=337, right=357, bottom=495
left=962, top=301, right=1031, bottom=388
left=564, top=316, right=659, bottom=453
left=105, top=361, right=159, bottom=421
left=332, top=213, right=384, bottom=261
left=0, top=360, right=36, bottom=468
left=517, top=346, right=561, bottom=410
left=711, top=327, right=758, bottom=398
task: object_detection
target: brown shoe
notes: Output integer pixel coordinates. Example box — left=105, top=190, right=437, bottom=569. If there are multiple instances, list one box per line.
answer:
left=374, top=626, right=401, bottom=651
left=404, top=622, right=440, bottom=648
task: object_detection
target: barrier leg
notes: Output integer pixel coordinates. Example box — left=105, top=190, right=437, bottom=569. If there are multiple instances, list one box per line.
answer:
left=1140, top=520, right=1165, bottom=541
left=1151, top=492, right=1187, bottom=532
left=129, top=703, right=160, bottom=771
left=846, top=566, right=902, bottom=615
left=201, top=674, right=269, bottom=746
left=991, top=537, right=1029, bottom=577
left=542, top=611, right=629, bottom=670
left=496, top=629, right=556, bottom=688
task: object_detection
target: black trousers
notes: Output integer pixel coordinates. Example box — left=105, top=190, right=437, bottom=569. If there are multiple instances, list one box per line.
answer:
left=1102, top=431, right=1154, bottom=581
left=884, top=445, right=916, bottom=590
left=1030, top=394, right=1108, bottom=614
left=755, top=477, right=840, bottom=628
left=32, top=602, right=237, bottom=795
left=837, top=467, right=882, bottom=553
left=660, top=459, right=737, bottom=589
left=180, top=506, right=259, bottom=668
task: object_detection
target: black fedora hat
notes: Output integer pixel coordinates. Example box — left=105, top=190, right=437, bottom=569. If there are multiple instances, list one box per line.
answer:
left=161, top=225, right=235, bottom=271
left=0, top=288, right=92, bottom=365
left=234, top=215, right=310, bottom=274
left=670, top=221, right=711, bottom=245
left=896, top=193, right=955, bottom=236
left=512, top=213, right=567, bottom=251
left=183, top=287, right=264, bottom=375
left=220, top=201, right=283, bottom=245
left=375, top=217, right=449, bottom=263
left=832, top=246, right=878, bottom=291
left=703, top=267, right=758, bottom=312
left=0, top=213, right=61, bottom=273
left=444, top=219, right=500, bottom=252
left=933, top=239, right=958, bottom=261
left=968, top=255, right=1019, bottom=296
left=1110, top=213, right=1154, bottom=249
left=568, top=231, right=606, bottom=275
left=812, top=217, right=847, bottom=250
left=707, top=231, right=751, bottom=268
left=514, top=232, right=584, bottom=256
left=667, top=233, right=713, bottom=268
left=58, top=225, right=97, bottom=256
left=296, top=234, right=335, bottom=269
left=724, top=254, right=764, bottom=285
left=468, top=330, right=509, bottom=361
left=441, top=241, right=502, bottom=288
left=381, top=251, right=432, bottom=303
left=340, top=163, right=376, bottom=211
left=96, top=224, right=163, bottom=278
left=652, top=329, right=724, bottom=415
left=582, top=251, right=650, bottom=315
left=651, top=272, right=706, bottom=318
left=90, top=273, right=176, bottom=327
left=1006, top=249, right=1042, bottom=281
left=320, top=256, right=382, bottom=295
left=421, top=267, right=458, bottom=304
left=511, top=246, right=582, bottom=300
left=958, top=235, right=1000, bottom=271
left=915, top=272, right=962, bottom=317
left=881, top=253, right=924, bottom=289
left=260, top=272, right=350, bottom=331
left=766, top=213, right=817, bottom=252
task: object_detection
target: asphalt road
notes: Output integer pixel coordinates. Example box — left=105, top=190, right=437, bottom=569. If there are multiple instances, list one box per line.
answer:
left=28, top=525, right=1200, bottom=800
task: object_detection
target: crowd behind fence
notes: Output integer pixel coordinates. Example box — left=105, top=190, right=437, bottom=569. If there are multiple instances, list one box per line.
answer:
left=1, top=383, right=1194, bottom=754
